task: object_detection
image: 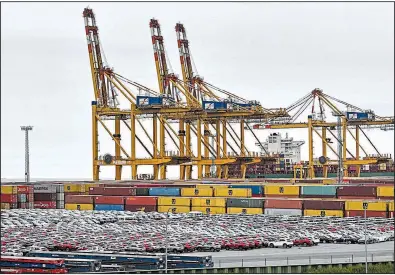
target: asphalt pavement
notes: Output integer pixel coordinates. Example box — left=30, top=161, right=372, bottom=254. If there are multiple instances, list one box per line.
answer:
left=184, top=241, right=395, bottom=268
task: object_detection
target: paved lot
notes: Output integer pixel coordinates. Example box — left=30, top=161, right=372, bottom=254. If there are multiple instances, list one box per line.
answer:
left=184, top=241, right=395, bottom=267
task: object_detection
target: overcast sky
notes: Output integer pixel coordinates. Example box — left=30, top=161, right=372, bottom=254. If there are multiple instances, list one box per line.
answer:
left=1, top=2, right=394, bottom=180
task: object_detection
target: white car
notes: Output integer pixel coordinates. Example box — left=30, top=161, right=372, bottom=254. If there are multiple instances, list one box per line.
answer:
left=269, top=239, right=293, bottom=248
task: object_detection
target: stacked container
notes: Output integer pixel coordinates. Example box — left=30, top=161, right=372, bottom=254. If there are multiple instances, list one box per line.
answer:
left=389, top=202, right=394, bottom=218
left=226, top=198, right=264, bottom=214
left=264, top=185, right=299, bottom=198
left=16, top=185, right=34, bottom=209
left=191, top=198, right=226, bottom=214
left=345, top=201, right=388, bottom=218
left=229, top=185, right=263, bottom=197
left=337, top=186, right=377, bottom=200
left=213, top=188, right=252, bottom=198
left=1, top=185, right=18, bottom=209
left=65, top=195, right=95, bottom=210
left=181, top=188, right=213, bottom=197
left=94, top=196, right=125, bottom=211
left=264, top=198, right=303, bottom=216
left=157, top=197, right=191, bottom=213
left=148, top=187, right=180, bottom=197
left=33, top=185, right=57, bottom=209
left=300, top=185, right=337, bottom=198
left=125, top=197, right=157, bottom=212
left=376, top=186, right=394, bottom=200
left=303, top=200, right=344, bottom=217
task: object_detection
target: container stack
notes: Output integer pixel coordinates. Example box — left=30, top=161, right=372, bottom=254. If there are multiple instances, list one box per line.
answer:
left=336, top=186, right=377, bottom=200
left=376, top=186, right=394, bottom=200
left=148, top=187, right=180, bottom=197
left=264, top=185, right=299, bottom=198
left=33, top=185, right=57, bottom=209
left=300, top=185, right=337, bottom=198
left=62, top=183, right=86, bottom=209
left=264, top=198, right=303, bottom=215
left=1, top=185, right=18, bottom=209
left=213, top=188, right=252, bottom=198
left=16, top=185, right=34, bottom=209
left=303, top=200, right=344, bottom=217
left=125, top=197, right=157, bottom=212
left=191, top=198, right=226, bottom=214
left=94, top=196, right=125, bottom=211
left=345, top=201, right=388, bottom=218
left=229, top=185, right=263, bottom=197
left=226, top=198, right=264, bottom=214
left=158, top=197, right=191, bottom=213
left=65, top=195, right=95, bottom=210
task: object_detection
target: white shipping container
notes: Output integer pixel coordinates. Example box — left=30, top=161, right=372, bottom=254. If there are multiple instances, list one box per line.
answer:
left=56, top=201, right=65, bottom=209
left=34, top=185, right=56, bottom=193
left=56, top=193, right=65, bottom=201
left=264, top=208, right=302, bottom=216
left=56, top=185, right=64, bottom=193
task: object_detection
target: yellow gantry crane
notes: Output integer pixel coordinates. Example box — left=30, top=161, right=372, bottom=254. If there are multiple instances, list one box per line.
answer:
left=251, top=88, right=394, bottom=178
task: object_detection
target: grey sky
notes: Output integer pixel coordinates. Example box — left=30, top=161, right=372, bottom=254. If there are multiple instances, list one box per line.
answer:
left=1, top=2, right=394, bottom=180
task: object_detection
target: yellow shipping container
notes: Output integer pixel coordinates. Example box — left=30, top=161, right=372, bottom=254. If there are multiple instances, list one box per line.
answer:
left=304, top=209, right=344, bottom=217
left=389, top=202, right=394, bottom=212
left=345, top=201, right=387, bottom=211
left=64, top=184, right=85, bottom=193
left=214, top=188, right=252, bottom=198
left=191, top=198, right=226, bottom=207
left=65, top=203, right=94, bottom=210
left=264, top=185, right=300, bottom=196
left=1, top=186, right=17, bottom=194
left=191, top=206, right=226, bottom=214
left=196, top=184, right=228, bottom=189
left=158, top=206, right=191, bottom=213
left=227, top=207, right=263, bottom=214
left=181, top=188, right=213, bottom=197
left=158, top=197, right=191, bottom=206
left=1, top=203, right=10, bottom=209
left=377, top=186, right=394, bottom=197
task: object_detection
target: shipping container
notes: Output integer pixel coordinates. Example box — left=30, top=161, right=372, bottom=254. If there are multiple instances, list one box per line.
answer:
left=158, top=197, right=191, bottom=206
left=0, top=194, right=17, bottom=203
left=158, top=206, right=190, bottom=213
left=16, top=185, right=32, bottom=194
left=202, top=100, right=227, bottom=111
left=136, top=188, right=149, bottom=196
left=55, top=185, right=64, bottom=193
left=34, top=193, right=56, bottom=201
left=136, top=95, right=163, bottom=107
left=264, top=199, right=303, bottom=209
left=229, top=185, right=263, bottom=196
left=17, top=202, right=27, bottom=209
left=264, top=186, right=300, bottom=196
left=56, top=201, right=65, bottom=209
left=95, top=196, right=124, bottom=205
left=65, top=203, right=94, bottom=210
left=1, top=203, right=10, bottom=209
left=17, top=194, right=27, bottom=203
left=337, top=196, right=377, bottom=200
left=125, top=196, right=157, bottom=206
left=191, top=206, right=226, bottom=214
left=102, top=187, right=137, bottom=196
left=191, top=198, right=226, bottom=207
left=264, top=208, right=302, bottom=216
left=214, top=188, right=251, bottom=198
left=227, top=207, right=263, bottom=214
left=148, top=188, right=180, bottom=197
left=34, top=201, right=57, bottom=209
left=377, top=186, right=394, bottom=198
left=0, top=186, right=17, bottom=194
left=226, top=198, right=264, bottom=208
left=33, top=185, right=56, bottom=194
left=195, top=184, right=228, bottom=189
left=56, top=193, right=65, bottom=201
left=65, top=195, right=95, bottom=204
left=345, top=201, right=387, bottom=211
left=82, top=184, right=100, bottom=193
left=345, top=210, right=387, bottom=218
left=94, top=204, right=124, bottom=211
left=89, top=187, right=105, bottom=195
left=300, top=186, right=337, bottom=197
left=303, top=200, right=344, bottom=210
left=303, top=209, right=344, bottom=217
left=389, top=202, right=394, bottom=212
left=181, top=188, right=213, bottom=197
left=64, top=184, right=85, bottom=193
left=124, top=205, right=157, bottom=212
left=336, top=186, right=376, bottom=197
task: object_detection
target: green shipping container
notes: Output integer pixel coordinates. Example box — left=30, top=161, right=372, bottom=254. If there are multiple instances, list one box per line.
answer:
left=226, top=198, right=264, bottom=208
left=301, top=185, right=337, bottom=197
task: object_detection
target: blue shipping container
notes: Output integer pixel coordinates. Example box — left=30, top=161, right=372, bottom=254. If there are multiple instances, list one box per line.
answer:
left=136, top=96, right=163, bottom=107
left=346, top=112, right=373, bottom=121
left=202, top=100, right=227, bottom=111
left=148, top=188, right=180, bottom=196
left=301, top=185, right=337, bottom=197
left=94, top=204, right=124, bottom=211
left=229, top=185, right=263, bottom=195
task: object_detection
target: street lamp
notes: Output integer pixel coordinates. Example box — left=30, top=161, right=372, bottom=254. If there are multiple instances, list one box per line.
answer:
left=165, top=207, right=175, bottom=274
left=363, top=202, right=368, bottom=274
left=20, top=126, right=33, bottom=183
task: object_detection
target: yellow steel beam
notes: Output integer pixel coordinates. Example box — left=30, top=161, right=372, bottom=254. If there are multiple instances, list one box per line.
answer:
left=197, top=120, right=203, bottom=179
left=111, top=74, right=137, bottom=101
left=153, top=115, right=159, bottom=180
left=313, top=128, right=339, bottom=158
left=342, top=117, right=348, bottom=177
left=104, top=74, right=135, bottom=103
left=159, top=116, right=166, bottom=179
left=355, top=127, right=361, bottom=176
left=115, top=117, right=122, bottom=180
left=204, top=123, right=210, bottom=176
left=308, top=116, right=315, bottom=178
left=321, top=127, right=328, bottom=177
left=179, top=119, right=185, bottom=180
left=240, top=120, right=245, bottom=156
left=185, top=122, right=192, bottom=180
left=131, top=104, right=137, bottom=179
left=96, top=158, right=172, bottom=166
left=189, top=158, right=236, bottom=165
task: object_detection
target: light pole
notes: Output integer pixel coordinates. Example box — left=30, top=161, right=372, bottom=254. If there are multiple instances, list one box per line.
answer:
left=363, top=202, right=368, bottom=274
left=20, top=126, right=33, bottom=183
left=165, top=207, right=175, bottom=274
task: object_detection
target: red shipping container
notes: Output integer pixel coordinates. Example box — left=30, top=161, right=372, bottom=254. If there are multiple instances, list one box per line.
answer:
left=17, top=185, right=32, bottom=194
left=337, top=186, right=377, bottom=197
left=34, top=193, right=56, bottom=201
left=10, top=203, right=18, bottom=209
left=27, top=193, right=34, bottom=202
left=34, top=201, right=57, bottom=209
left=345, top=210, right=387, bottom=218
left=125, top=205, right=157, bottom=212
left=264, top=199, right=303, bottom=209
left=103, top=184, right=134, bottom=187
left=102, top=187, right=137, bottom=196
left=89, top=187, right=105, bottom=195
left=0, top=194, right=17, bottom=203
left=125, top=196, right=157, bottom=206
left=252, top=194, right=263, bottom=198
left=95, top=196, right=124, bottom=205
left=337, top=196, right=377, bottom=200
left=303, top=200, right=344, bottom=210
left=65, top=195, right=95, bottom=204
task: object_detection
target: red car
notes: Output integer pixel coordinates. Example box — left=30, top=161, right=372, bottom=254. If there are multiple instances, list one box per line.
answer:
left=293, top=238, right=313, bottom=247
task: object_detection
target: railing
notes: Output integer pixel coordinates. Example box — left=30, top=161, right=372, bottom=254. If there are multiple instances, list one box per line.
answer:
left=214, top=250, right=394, bottom=268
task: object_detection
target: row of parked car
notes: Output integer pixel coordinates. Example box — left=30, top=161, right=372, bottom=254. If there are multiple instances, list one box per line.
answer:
left=1, top=209, right=394, bottom=256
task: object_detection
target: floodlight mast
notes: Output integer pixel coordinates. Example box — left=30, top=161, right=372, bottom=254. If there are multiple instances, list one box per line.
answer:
left=20, top=126, right=33, bottom=183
